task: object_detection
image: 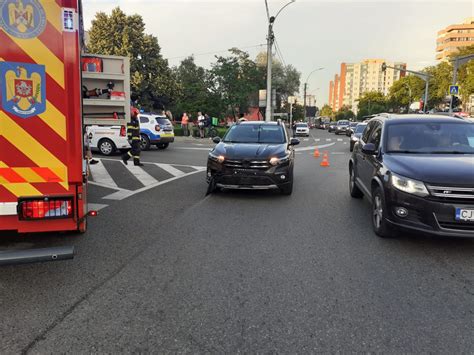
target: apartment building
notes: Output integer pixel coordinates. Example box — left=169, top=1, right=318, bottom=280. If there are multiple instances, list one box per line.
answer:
left=328, top=59, right=406, bottom=113
left=436, top=17, right=474, bottom=61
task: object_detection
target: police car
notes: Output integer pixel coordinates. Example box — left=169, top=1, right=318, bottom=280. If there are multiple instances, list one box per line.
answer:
left=139, top=113, right=175, bottom=150
left=86, top=125, right=130, bottom=156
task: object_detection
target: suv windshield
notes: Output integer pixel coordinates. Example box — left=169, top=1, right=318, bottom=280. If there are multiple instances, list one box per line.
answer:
left=223, top=124, right=286, bottom=144
left=296, top=123, right=307, bottom=127
left=337, top=121, right=349, bottom=125
left=355, top=124, right=367, bottom=133
left=386, top=122, right=474, bottom=154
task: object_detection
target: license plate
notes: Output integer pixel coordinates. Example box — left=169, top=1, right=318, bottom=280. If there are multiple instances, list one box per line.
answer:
left=455, top=208, right=474, bottom=221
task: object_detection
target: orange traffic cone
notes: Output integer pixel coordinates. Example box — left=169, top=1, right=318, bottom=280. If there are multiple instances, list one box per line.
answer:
left=320, top=153, right=330, bottom=167
left=313, top=148, right=320, bottom=158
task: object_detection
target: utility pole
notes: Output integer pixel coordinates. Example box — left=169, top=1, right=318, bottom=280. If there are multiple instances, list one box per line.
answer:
left=265, top=17, right=274, bottom=122
left=303, top=82, right=307, bottom=122
left=449, top=54, right=474, bottom=113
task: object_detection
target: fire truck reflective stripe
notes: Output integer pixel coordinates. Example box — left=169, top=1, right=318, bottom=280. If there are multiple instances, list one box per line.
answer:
left=42, top=1, right=63, bottom=33
left=0, top=202, right=17, bottom=216
left=3, top=182, right=42, bottom=198
left=3, top=34, right=65, bottom=89
left=0, top=111, right=68, bottom=189
left=38, top=101, right=67, bottom=140
left=13, top=168, right=47, bottom=183
left=30, top=167, right=62, bottom=182
left=0, top=168, right=28, bottom=183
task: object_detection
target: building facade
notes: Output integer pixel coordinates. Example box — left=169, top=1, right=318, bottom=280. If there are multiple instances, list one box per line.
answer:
left=436, top=18, right=474, bottom=61
left=328, top=59, right=406, bottom=114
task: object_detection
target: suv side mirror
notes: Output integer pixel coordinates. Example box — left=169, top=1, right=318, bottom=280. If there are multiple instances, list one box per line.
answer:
left=289, top=138, right=300, bottom=146
left=212, top=136, right=221, bottom=144
left=361, top=143, right=377, bottom=155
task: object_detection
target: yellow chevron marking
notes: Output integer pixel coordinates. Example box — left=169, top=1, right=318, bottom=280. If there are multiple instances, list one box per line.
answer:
left=43, top=1, right=62, bottom=33
left=0, top=162, right=42, bottom=197
left=3, top=183, right=42, bottom=197
left=13, top=168, right=46, bottom=183
left=5, top=34, right=65, bottom=88
left=0, top=112, right=68, bottom=190
left=0, top=160, right=8, bottom=184
left=39, top=101, right=67, bottom=140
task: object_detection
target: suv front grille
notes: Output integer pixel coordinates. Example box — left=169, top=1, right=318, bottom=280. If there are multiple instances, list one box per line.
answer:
left=224, top=159, right=270, bottom=169
left=426, top=185, right=474, bottom=203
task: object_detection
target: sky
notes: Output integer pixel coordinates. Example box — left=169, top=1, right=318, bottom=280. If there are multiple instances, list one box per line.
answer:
left=82, top=0, right=473, bottom=106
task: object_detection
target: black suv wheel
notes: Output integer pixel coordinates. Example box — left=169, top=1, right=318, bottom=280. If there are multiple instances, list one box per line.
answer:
left=372, top=186, right=395, bottom=238
left=349, top=166, right=363, bottom=198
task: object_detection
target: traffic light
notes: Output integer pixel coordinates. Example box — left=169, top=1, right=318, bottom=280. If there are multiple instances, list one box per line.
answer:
left=381, top=62, right=387, bottom=72
left=452, top=96, right=461, bottom=108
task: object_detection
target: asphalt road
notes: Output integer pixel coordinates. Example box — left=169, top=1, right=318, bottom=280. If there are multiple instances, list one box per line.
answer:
left=0, top=129, right=473, bottom=353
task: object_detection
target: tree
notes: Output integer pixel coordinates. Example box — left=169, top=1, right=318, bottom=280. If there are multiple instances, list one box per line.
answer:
left=173, top=56, right=222, bottom=117
left=320, top=104, right=333, bottom=118
left=210, top=48, right=262, bottom=117
left=450, top=45, right=474, bottom=109
left=335, top=105, right=355, bottom=120
left=388, top=75, right=425, bottom=112
left=87, top=7, right=178, bottom=109
left=424, top=61, right=452, bottom=109
left=357, top=91, right=387, bottom=119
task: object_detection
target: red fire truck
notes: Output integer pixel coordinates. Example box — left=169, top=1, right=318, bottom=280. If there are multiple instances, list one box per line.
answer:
left=0, top=0, right=89, bottom=241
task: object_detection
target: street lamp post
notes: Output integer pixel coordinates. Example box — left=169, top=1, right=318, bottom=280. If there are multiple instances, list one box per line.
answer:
left=265, top=0, right=296, bottom=122
left=303, top=67, right=323, bottom=122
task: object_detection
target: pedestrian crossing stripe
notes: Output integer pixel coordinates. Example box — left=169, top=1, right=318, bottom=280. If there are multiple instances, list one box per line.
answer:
left=89, top=159, right=206, bottom=198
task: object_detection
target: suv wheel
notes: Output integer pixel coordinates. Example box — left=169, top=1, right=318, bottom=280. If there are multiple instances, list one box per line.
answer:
left=157, top=143, right=169, bottom=150
left=98, top=138, right=116, bottom=156
left=280, top=172, right=294, bottom=195
left=140, top=134, right=151, bottom=151
left=372, top=186, right=395, bottom=238
left=349, top=166, right=363, bottom=198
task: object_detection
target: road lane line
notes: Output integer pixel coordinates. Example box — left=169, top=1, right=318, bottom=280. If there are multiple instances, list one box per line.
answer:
left=337, top=138, right=343, bottom=141
left=315, top=138, right=320, bottom=142
left=326, top=138, right=331, bottom=141
left=174, top=147, right=212, bottom=151
left=87, top=203, right=109, bottom=211
left=156, top=164, right=186, bottom=177
left=90, top=160, right=118, bottom=188
left=124, top=164, right=159, bottom=186
left=295, top=142, right=336, bottom=152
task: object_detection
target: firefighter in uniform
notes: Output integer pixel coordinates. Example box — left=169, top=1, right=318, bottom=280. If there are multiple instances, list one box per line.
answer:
left=122, top=107, right=144, bottom=166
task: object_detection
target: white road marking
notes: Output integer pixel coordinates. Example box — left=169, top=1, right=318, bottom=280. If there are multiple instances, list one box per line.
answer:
left=103, top=190, right=134, bottom=201
left=124, top=164, right=159, bottom=186
left=155, top=163, right=186, bottom=177
left=337, top=138, right=343, bottom=142
left=174, top=147, right=212, bottom=151
left=87, top=203, right=109, bottom=211
left=344, top=142, right=348, bottom=144
left=326, top=138, right=332, bottom=141
left=295, top=142, right=336, bottom=152
left=88, top=181, right=129, bottom=192
left=314, top=138, right=320, bottom=142
left=303, top=138, right=309, bottom=141
left=90, top=160, right=118, bottom=188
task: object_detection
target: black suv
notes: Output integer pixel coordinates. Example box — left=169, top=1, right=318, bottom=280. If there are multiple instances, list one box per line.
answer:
left=207, top=121, right=299, bottom=195
left=349, top=114, right=474, bottom=238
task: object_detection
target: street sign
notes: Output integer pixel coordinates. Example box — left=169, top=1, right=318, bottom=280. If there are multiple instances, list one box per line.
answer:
left=449, top=85, right=459, bottom=95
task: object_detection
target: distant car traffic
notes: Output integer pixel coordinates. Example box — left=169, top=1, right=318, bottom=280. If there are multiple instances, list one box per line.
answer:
left=295, top=123, right=310, bottom=137
left=335, top=120, right=350, bottom=135
left=87, top=125, right=130, bottom=156
left=207, top=121, right=299, bottom=195
left=349, top=114, right=474, bottom=238
left=328, top=122, right=337, bottom=132
left=139, top=114, right=175, bottom=150
left=349, top=123, right=367, bottom=152
left=346, top=122, right=359, bottom=136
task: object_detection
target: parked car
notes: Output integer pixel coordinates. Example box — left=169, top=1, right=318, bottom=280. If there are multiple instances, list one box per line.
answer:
left=87, top=125, right=130, bottom=156
left=328, top=122, right=337, bottom=132
left=335, top=120, right=350, bottom=135
left=207, top=121, right=299, bottom=195
left=295, top=123, right=310, bottom=137
left=349, top=123, right=367, bottom=152
left=139, top=113, right=175, bottom=150
left=346, top=122, right=359, bottom=136
left=349, top=114, right=474, bottom=238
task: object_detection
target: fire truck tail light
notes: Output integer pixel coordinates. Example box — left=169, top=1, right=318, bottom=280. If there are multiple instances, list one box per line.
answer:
left=120, top=125, right=126, bottom=137
left=19, top=198, right=73, bottom=220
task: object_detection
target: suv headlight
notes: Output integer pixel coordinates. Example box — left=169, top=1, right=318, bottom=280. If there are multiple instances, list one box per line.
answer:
left=270, top=155, right=290, bottom=166
left=209, top=152, right=225, bottom=163
left=391, top=173, right=429, bottom=197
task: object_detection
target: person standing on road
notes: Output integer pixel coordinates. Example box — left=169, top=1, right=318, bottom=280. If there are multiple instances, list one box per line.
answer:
left=122, top=107, right=144, bottom=166
left=181, top=112, right=189, bottom=137
left=197, top=111, right=205, bottom=138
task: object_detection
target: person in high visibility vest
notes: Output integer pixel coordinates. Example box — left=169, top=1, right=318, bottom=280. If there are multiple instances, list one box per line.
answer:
left=122, top=107, right=144, bottom=166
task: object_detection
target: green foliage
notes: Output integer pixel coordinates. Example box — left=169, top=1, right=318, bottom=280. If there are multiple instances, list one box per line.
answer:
left=87, top=7, right=179, bottom=109
left=388, top=75, right=425, bottom=112
left=319, top=104, right=333, bottom=118
left=450, top=45, right=474, bottom=105
left=335, top=105, right=355, bottom=120
left=356, top=91, right=387, bottom=118
left=424, top=61, right=452, bottom=109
